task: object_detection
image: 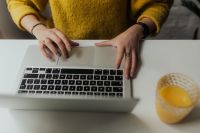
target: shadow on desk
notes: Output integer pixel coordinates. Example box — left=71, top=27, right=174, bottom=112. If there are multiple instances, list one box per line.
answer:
left=10, top=110, right=152, bottom=133
left=181, top=104, right=200, bottom=124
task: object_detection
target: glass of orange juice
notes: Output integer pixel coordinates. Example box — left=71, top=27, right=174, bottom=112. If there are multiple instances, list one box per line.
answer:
left=156, top=73, right=200, bottom=124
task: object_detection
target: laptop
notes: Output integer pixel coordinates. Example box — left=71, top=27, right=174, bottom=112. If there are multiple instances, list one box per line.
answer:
left=0, top=44, right=137, bottom=112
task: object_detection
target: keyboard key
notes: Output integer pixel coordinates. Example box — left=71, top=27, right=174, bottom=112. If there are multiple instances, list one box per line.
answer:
left=34, top=85, right=40, bottom=90
left=41, top=85, right=47, bottom=90
left=24, top=74, right=38, bottom=78
left=46, top=74, right=52, bottom=79
left=115, top=76, right=123, bottom=80
left=90, top=81, right=96, bottom=85
left=55, top=85, right=61, bottom=90
left=50, top=91, right=57, bottom=94
left=109, top=93, right=115, bottom=96
left=52, top=68, right=60, bottom=73
left=101, top=76, right=107, bottom=80
left=27, top=85, right=33, bottom=90
left=36, top=91, right=42, bottom=94
left=41, top=79, right=47, bottom=84
left=66, top=75, right=72, bottom=79
left=62, top=86, right=68, bottom=91
left=45, top=68, right=52, bottom=73
left=72, top=92, right=78, bottom=95
left=94, top=92, right=100, bottom=96
left=111, top=81, right=123, bottom=86
left=27, top=79, right=33, bottom=84
left=53, top=74, right=59, bottom=79
left=83, top=81, right=89, bottom=85
left=102, top=93, right=108, bottom=96
left=98, top=87, right=105, bottom=92
left=87, top=75, right=93, bottom=80
left=104, top=81, right=110, bottom=86
left=117, top=70, right=123, bottom=75
left=34, top=79, right=40, bottom=84
left=84, top=86, right=90, bottom=91
left=58, top=91, right=64, bottom=95
left=76, top=80, right=82, bottom=85
left=73, top=75, right=79, bottom=79
left=43, top=91, right=50, bottom=94
left=32, top=69, right=38, bottom=73
left=65, top=92, right=71, bottom=95
left=117, top=93, right=123, bottom=97
left=108, top=76, right=114, bottom=80
left=39, top=74, right=45, bottom=79
left=87, top=92, right=93, bottom=95
left=69, top=80, right=75, bottom=85
left=106, top=87, right=112, bottom=92
left=20, top=85, right=26, bottom=89
left=21, top=79, right=26, bottom=85
left=97, top=81, right=103, bottom=86
left=69, top=86, right=76, bottom=91
left=62, top=80, right=68, bottom=85
left=55, top=80, right=61, bottom=84
left=94, top=75, right=100, bottom=80
left=103, top=69, right=109, bottom=75
left=48, top=80, right=54, bottom=84
left=91, top=86, right=97, bottom=91
left=59, top=75, right=65, bottom=79
left=113, top=87, right=123, bottom=92
left=94, top=69, right=102, bottom=74
left=110, top=70, right=116, bottom=75
left=18, top=90, right=28, bottom=94
left=80, top=75, right=86, bottom=79
left=39, top=68, right=45, bottom=71
left=48, top=85, right=54, bottom=90
left=76, top=86, right=83, bottom=91
left=80, top=92, right=86, bottom=95
left=61, top=69, right=94, bottom=74
left=29, top=91, right=35, bottom=94
left=26, top=68, right=32, bottom=71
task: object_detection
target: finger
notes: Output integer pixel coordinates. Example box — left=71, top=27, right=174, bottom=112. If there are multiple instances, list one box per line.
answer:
left=115, top=46, right=125, bottom=69
left=48, top=32, right=68, bottom=58
left=39, top=43, right=54, bottom=61
left=95, top=41, right=112, bottom=47
left=130, top=50, right=137, bottom=78
left=124, top=51, right=132, bottom=79
left=44, top=38, right=59, bottom=57
left=71, top=40, right=79, bottom=46
left=53, top=30, right=72, bottom=56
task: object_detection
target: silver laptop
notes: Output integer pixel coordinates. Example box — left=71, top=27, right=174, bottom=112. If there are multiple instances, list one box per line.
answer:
left=0, top=44, right=137, bottom=112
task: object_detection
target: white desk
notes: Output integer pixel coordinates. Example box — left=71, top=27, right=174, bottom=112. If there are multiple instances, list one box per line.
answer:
left=0, top=40, right=200, bottom=133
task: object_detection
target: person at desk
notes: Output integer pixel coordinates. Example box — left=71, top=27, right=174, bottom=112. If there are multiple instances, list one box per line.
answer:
left=7, top=0, right=173, bottom=79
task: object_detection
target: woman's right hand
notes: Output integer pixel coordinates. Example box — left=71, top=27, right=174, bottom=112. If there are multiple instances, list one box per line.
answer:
left=32, top=24, right=79, bottom=61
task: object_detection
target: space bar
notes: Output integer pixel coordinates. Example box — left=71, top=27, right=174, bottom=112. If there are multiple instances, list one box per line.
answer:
left=61, top=68, right=94, bottom=74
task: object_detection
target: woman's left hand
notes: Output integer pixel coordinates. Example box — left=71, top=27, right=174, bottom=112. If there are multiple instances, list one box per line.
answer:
left=95, top=24, right=144, bottom=79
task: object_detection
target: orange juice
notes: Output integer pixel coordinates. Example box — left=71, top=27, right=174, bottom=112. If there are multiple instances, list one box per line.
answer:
left=156, top=85, right=193, bottom=124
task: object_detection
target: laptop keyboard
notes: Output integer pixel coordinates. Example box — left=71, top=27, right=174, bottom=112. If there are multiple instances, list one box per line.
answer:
left=18, top=67, right=124, bottom=98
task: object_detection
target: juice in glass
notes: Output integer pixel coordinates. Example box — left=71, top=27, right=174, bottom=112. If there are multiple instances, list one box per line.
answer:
left=156, top=73, right=199, bottom=124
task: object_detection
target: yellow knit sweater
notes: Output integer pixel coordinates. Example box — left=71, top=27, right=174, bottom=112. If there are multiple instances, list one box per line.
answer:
left=7, top=0, right=173, bottom=39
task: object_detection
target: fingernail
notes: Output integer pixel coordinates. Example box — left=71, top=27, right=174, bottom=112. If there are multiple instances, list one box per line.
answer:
left=57, top=52, right=61, bottom=57
left=115, top=65, right=119, bottom=69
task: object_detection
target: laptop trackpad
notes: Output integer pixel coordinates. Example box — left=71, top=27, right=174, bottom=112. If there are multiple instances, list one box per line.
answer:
left=57, top=46, right=124, bottom=68
left=58, top=47, right=95, bottom=67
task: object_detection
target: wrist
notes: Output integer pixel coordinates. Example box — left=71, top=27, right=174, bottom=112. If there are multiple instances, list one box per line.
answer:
left=31, top=23, right=47, bottom=36
left=129, top=24, right=144, bottom=39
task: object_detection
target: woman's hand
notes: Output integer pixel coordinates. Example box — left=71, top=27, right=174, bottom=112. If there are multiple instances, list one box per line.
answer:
left=33, top=24, right=79, bottom=61
left=95, top=24, right=144, bottom=79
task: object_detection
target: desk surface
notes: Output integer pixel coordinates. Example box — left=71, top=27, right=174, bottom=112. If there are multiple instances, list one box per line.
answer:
left=0, top=40, right=200, bottom=133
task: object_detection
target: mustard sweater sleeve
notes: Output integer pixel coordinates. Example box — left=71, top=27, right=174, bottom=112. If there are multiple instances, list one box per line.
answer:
left=6, top=0, right=48, bottom=30
left=133, top=0, right=173, bottom=34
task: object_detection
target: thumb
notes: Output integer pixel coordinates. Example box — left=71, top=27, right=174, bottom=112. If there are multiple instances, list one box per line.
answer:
left=95, top=41, right=112, bottom=47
